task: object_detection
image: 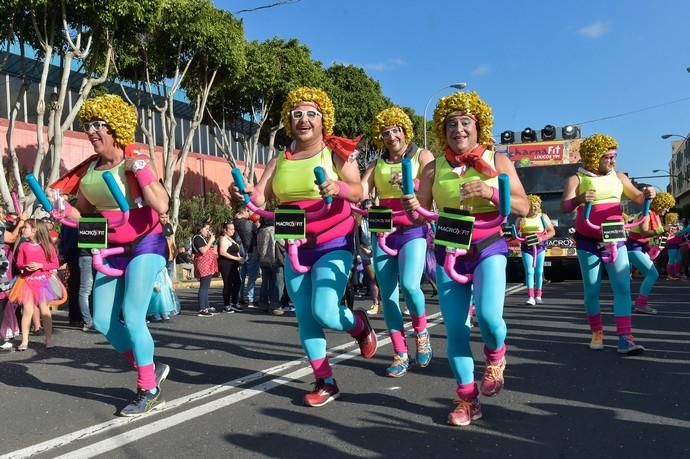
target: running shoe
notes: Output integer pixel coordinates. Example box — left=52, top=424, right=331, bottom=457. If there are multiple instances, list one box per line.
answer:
left=525, top=297, right=536, bottom=306
left=0, top=341, right=13, bottom=352
left=386, top=354, right=409, bottom=378
left=634, top=305, right=657, bottom=315
left=589, top=330, right=604, bottom=350
left=617, top=334, right=645, bottom=355
left=119, top=388, right=163, bottom=416
left=303, top=379, right=340, bottom=407
left=230, top=304, right=246, bottom=312
left=366, top=303, right=379, bottom=316
left=353, top=310, right=377, bottom=359
left=535, top=297, right=544, bottom=304
left=480, top=357, right=506, bottom=397
left=415, top=330, right=433, bottom=367
left=271, top=307, right=285, bottom=316
left=197, top=308, right=214, bottom=317
left=447, top=398, right=482, bottom=426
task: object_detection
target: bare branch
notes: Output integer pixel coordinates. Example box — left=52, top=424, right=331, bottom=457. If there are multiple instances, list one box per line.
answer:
left=233, top=0, right=300, bottom=14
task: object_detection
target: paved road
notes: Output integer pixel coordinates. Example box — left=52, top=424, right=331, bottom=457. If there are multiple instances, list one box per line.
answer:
left=1, top=279, right=689, bottom=458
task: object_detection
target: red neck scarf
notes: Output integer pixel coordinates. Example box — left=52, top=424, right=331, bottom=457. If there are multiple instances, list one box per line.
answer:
left=444, top=144, right=498, bottom=177
left=285, top=135, right=362, bottom=162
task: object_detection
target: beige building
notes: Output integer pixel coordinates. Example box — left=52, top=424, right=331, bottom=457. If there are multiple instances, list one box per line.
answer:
left=669, top=138, right=690, bottom=209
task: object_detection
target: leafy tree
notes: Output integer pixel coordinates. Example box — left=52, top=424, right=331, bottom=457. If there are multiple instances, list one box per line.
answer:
left=176, top=191, right=234, bottom=247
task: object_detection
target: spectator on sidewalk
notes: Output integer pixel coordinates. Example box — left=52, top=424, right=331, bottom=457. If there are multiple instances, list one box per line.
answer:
left=160, top=213, right=176, bottom=278
left=234, top=205, right=259, bottom=306
left=256, top=218, right=284, bottom=315
left=192, top=222, right=218, bottom=316
left=175, top=247, right=194, bottom=280
left=217, top=221, right=245, bottom=313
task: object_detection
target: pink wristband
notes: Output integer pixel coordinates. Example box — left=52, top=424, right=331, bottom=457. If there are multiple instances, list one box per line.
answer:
left=336, top=181, right=350, bottom=199
left=489, top=187, right=500, bottom=206
left=562, top=197, right=578, bottom=213
left=134, top=167, right=156, bottom=188
left=413, top=178, right=420, bottom=192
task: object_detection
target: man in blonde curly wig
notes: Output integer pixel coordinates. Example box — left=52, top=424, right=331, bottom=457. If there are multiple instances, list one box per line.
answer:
left=561, top=133, right=655, bottom=355
left=402, top=90, right=530, bottom=426
left=626, top=191, right=675, bottom=313
left=361, top=106, right=435, bottom=377
left=79, top=94, right=138, bottom=147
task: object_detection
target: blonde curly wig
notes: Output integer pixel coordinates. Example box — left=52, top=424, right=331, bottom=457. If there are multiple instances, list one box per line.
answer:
left=579, top=133, right=617, bottom=173
left=79, top=94, right=137, bottom=146
left=432, top=91, right=493, bottom=149
left=281, top=87, right=335, bottom=138
left=527, top=194, right=542, bottom=215
left=651, top=192, right=676, bottom=213
left=665, top=212, right=679, bottom=225
left=371, top=106, right=414, bottom=150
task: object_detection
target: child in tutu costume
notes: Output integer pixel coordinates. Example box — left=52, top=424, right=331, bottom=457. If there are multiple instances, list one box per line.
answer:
left=147, top=268, right=180, bottom=321
left=8, top=220, right=66, bottom=350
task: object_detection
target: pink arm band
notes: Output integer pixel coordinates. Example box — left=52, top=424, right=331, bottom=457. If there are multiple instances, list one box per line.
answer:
left=134, top=167, right=157, bottom=189
left=413, top=178, right=420, bottom=192
left=489, top=187, right=500, bottom=206
left=562, top=198, right=579, bottom=213
left=337, top=181, right=351, bottom=199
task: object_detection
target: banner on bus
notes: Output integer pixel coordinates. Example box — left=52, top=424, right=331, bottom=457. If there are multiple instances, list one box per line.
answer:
left=495, top=139, right=583, bottom=167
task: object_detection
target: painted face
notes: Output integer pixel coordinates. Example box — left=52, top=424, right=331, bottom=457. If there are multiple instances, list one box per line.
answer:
left=84, top=118, right=118, bottom=155
left=290, top=103, right=323, bottom=145
left=529, top=202, right=541, bottom=216
left=445, top=114, right=478, bottom=154
left=381, top=125, right=407, bottom=154
left=597, top=149, right=617, bottom=174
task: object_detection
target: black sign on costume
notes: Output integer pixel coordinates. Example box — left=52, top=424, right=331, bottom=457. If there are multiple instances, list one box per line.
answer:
left=275, top=205, right=306, bottom=240
left=368, top=206, right=393, bottom=233
left=601, top=222, right=626, bottom=243
left=525, top=234, right=540, bottom=247
left=78, top=214, right=108, bottom=249
left=434, top=208, right=474, bottom=250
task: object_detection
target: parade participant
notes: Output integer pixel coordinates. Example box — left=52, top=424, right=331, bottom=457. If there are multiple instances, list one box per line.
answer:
left=233, top=87, right=376, bottom=407
left=362, top=106, right=434, bottom=377
left=402, top=91, right=529, bottom=426
left=561, top=133, right=654, bottom=355
left=49, top=94, right=170, bottom=416
left=513, top=195, right=555, bottom=305
left=626, top=192, right=674, bottom=313
left=8, top=219, right=66, bottom=350
left=664, top=212, right=686, bottom=280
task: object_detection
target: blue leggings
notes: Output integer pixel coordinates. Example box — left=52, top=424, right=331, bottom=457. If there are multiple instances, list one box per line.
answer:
left=92, top=253, right=166, bottom=366
left=628, top=250, right=658, bottom=296
left=284, top=249, right=356, bottom=361
left=372, top=237, right=427, bottom=334
left=576, top=247, right=632, bottom=317
left=668, top=247, right=681, bottom=265
left=437, top=254, right=507, bottom=385
left=521, top=249, right=545, bottom=290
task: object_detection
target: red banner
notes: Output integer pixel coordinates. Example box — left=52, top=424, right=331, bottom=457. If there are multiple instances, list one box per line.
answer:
left=495, top=139, right=583, bottom=167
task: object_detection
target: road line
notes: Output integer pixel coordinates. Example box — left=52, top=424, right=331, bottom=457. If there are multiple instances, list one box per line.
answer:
left=3, top=285, right=524, bottom=458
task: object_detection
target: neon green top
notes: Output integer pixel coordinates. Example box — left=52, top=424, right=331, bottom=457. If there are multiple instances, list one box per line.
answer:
left=432, top=149, right=498, bottom=213
left=273, top=147, right=339, bottom=202
left=520, top=215, right=544, bottom=233
left=576, top=172, right=623, bottom=204
left=80, top=160, right=134, bottom=210
left=374, top=148, right=421, bottom=198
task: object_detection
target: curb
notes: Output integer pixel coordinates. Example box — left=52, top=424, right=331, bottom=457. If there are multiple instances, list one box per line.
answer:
left=173, top=278, right=263, bottom=289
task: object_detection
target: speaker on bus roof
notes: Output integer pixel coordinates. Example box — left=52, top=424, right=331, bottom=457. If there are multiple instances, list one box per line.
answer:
left=500, top=130, right=515, bottom=144
left=541, top=124, right=557, bottom=141
left=561, top=125, right=581, bottom=139
left=521, top=128, right=537, bottom=142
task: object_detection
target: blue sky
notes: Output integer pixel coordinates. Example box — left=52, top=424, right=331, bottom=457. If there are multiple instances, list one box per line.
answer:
left=220, top=0, right=690, bottom=191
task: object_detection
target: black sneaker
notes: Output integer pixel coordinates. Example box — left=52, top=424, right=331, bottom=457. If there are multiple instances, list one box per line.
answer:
left=230, top=304, right=246, bottom=312
left=222, top=305, right=235, bottom=313
left=208, top=306, right=218, bottom=314
left=197, top=308, right=214, bottom=317
left=118, top=388, right=163, bottom=416
left=155, top=363, right=170, bottom=387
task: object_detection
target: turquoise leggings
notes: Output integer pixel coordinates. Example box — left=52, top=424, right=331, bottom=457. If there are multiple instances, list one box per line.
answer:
left=668, top=247, right=681, bottom=265
left=628, top=250, right=658, bottom=296
left=284, top=249, right=355, bottom=361
left=92, top=253, right=166, bottom=366
left=437, top=254, right=507, bottom=385
left=372, top=237, right=427, bottom=334
left=521, top=250, right=545, bottom=290
left=576, top=247, right=632, bottom=316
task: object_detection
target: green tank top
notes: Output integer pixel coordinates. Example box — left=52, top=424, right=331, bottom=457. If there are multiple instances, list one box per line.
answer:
left=273, top=147, right=339, bottom=202
left=520, top=215, right=544, bottom=233
left=80, top=160, right=134, bottom=210
left=374, top=148, right=421, bottom=198
left=432, top=149, right=499, bottom=213
left=576, top=172, right=623, bottom=204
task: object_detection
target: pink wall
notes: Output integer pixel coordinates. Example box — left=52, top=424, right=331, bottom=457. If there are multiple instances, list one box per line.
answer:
left=0, top=118, right=264, bottom=202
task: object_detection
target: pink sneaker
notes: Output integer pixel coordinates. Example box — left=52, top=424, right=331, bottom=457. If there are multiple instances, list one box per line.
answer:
left=447, top=398, right=482, bottom=426
left=303, top=379, right=340, bottom=407
left=480, top=357, right=506, bottom=397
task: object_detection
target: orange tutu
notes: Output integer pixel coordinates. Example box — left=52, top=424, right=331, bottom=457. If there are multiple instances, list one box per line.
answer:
left=7, top=273, right=67, bottom=308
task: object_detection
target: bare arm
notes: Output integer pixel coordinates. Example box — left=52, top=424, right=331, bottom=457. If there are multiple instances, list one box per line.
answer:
left=230, top=157, right=277, bottom=207
left=401, top=159, right=436, bottom=225
left=361, top=161, right=376, bottom=199
left=324, top=154, right=363, bottom=203
left=542, top=214, right=556, bottom=239
left=619, top=172, right=655, bottom=205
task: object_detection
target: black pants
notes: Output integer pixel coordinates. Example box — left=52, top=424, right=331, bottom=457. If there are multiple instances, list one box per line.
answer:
left=66, top=259, right=82, bottom=323
left=219, top=259, right=241, bottom=306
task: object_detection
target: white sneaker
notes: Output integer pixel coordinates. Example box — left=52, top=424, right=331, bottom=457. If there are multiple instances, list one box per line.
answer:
left=535, top=297, right=543, bottom=304
left=525, top=297, right=536, bottom=306
left=1, top=341, right=13, bottom=351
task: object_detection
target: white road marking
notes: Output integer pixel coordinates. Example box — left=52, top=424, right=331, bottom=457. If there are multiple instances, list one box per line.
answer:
left=2, top=285, right=525, bottom=459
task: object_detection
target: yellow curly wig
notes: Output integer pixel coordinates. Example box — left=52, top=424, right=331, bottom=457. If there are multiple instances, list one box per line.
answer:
left=79, top=94, right=137, bottom=146
left=432, top=91, right=493, bottom=149
left=651, top=192, right=676, bottom=213
left=579, top=133, right=617, bottom=173
left=281, top=87, right=335, bottom=138
left=371, top=106, right=414, bottom=150
left=665, top=212, right=679, bottom=225
left=527, top=194, right=542, bottom=215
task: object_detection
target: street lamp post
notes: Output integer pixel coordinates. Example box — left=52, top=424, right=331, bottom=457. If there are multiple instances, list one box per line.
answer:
left=423, top=82, right=467, bottom=149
